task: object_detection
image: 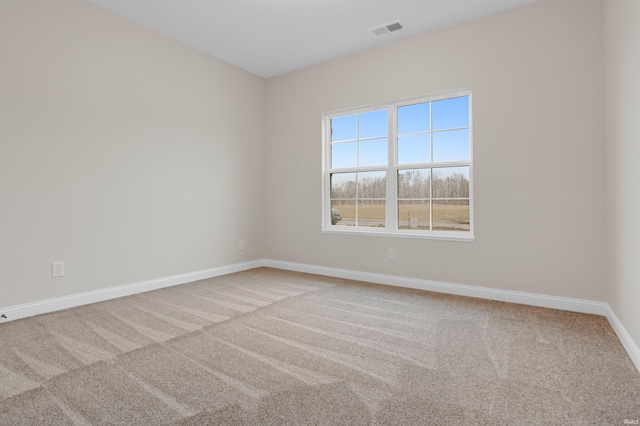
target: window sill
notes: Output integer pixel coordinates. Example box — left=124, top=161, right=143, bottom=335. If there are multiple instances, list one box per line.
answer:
left=321, top=227, right=475, bottom=242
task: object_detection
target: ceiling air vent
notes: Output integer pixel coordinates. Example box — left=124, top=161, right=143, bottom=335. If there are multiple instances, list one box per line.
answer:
left=370, top=21, right=403, bottom=36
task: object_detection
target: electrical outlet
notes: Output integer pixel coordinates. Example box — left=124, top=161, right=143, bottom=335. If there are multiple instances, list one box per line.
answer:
left=52, top=261, right=64, bottom=278
left=388, top=248, right=396, bottom=261
left=238, top=240, right=245, bottom=250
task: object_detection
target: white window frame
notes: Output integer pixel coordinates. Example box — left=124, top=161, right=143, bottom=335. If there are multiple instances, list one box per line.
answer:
left=322, top=90, right=474, bottom=242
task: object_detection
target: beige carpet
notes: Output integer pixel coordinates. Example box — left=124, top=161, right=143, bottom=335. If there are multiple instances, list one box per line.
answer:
left=1, top=267, right=638, bottom=425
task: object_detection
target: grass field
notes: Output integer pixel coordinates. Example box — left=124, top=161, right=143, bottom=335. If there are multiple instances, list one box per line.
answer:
left=332, top=202, right=470, bottom=230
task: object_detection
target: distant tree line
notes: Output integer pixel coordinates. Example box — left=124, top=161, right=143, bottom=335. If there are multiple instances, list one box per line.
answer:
left=331, top=169, right=469, bottom=200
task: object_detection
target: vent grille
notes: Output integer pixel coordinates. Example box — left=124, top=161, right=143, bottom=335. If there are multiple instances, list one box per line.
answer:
left=370, top=21, right=403, bottom=36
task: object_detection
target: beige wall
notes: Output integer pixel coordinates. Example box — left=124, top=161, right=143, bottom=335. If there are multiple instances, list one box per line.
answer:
left=604, top=0, right=640, bottom=352
left=1, top=0, right=624, bottom=324
left=265, top=0, right=606, bottom=300
left=0, top=0, right=266, bottom=307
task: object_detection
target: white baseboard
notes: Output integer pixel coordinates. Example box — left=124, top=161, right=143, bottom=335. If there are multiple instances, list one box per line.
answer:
left=2, top=258, right=638, bottom=374
left=605, top=304, right=640, bottom=373
left=0, top=260, right=264, bottom=323
left=264, top=260, right=607, bottom=315
left=264, top=259, right=640, bottom=373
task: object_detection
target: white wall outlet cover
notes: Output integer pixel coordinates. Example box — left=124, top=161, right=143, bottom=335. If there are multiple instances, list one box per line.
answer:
left=52, top=261, right=64, bottom=278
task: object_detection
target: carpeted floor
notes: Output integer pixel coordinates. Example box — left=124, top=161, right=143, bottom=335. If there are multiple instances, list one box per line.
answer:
left=1, top=267, right=639, bottom=425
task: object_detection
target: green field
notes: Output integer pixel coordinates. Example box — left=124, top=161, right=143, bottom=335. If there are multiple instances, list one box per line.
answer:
left=332, top=202, right=470, bottom=230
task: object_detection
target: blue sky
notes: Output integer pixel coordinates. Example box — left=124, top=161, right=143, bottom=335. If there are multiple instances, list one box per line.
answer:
left=331, top=95, right=469, bottom=169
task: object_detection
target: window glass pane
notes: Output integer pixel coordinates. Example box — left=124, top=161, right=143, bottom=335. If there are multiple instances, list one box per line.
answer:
left=330, top=200, right=353, bottom=226
left=398, top=102, right=430, bottom=134
left=432, top=167, right=470, bottom=198
left=398, top=134, right=430, bottom=165
left=398, top=169, right=431, bottom=198
left=398, top=200, right=430, bottom=230
left=331, top=115, right=356, bottom=142
left=358, top=200, right=385, bottom=228
left=358, top=109, right=387, bottom=139
left=433, top=200, right=470, bottom=231
left=359, top=137, right=387, bottom=167
left=433, top=129, right=470, bottom=162
left=331, top=142, right=356, bottom=169
left=357, top=171, right=386, bottom=199
left=330, top=173, right=356, bottom=198
left=432, top=96, right=469, bottom=130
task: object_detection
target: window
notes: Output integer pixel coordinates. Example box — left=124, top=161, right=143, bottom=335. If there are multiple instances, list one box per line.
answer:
left=323, top=91, right=473, bottom=240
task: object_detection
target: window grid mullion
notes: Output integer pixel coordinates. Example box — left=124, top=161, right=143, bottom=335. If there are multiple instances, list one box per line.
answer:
left=429, top=168, right=434, bottom=232
left=429, top=103, right=434, bottom=231
left=388, top=105, right=397, bottom=231
left=398, top=126, right=470, bottom=138
left=430, top=101, right=434, bottom=165
left=355, top=114, right=359, bottom=227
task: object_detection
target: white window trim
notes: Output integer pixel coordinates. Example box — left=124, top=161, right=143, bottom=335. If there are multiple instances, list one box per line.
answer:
left=322, top=90, right=474, bottom=242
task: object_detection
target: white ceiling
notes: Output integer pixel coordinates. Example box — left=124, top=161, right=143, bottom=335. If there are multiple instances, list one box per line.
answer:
left=86, top=0, right=537, bottom=78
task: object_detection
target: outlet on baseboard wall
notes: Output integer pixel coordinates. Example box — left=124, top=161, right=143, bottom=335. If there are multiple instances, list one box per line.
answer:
left=388, top=248, right=396, bottom=261
left=238, top=240, right=245, bottom=250
left=52, top=261, right=64, bottom=278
